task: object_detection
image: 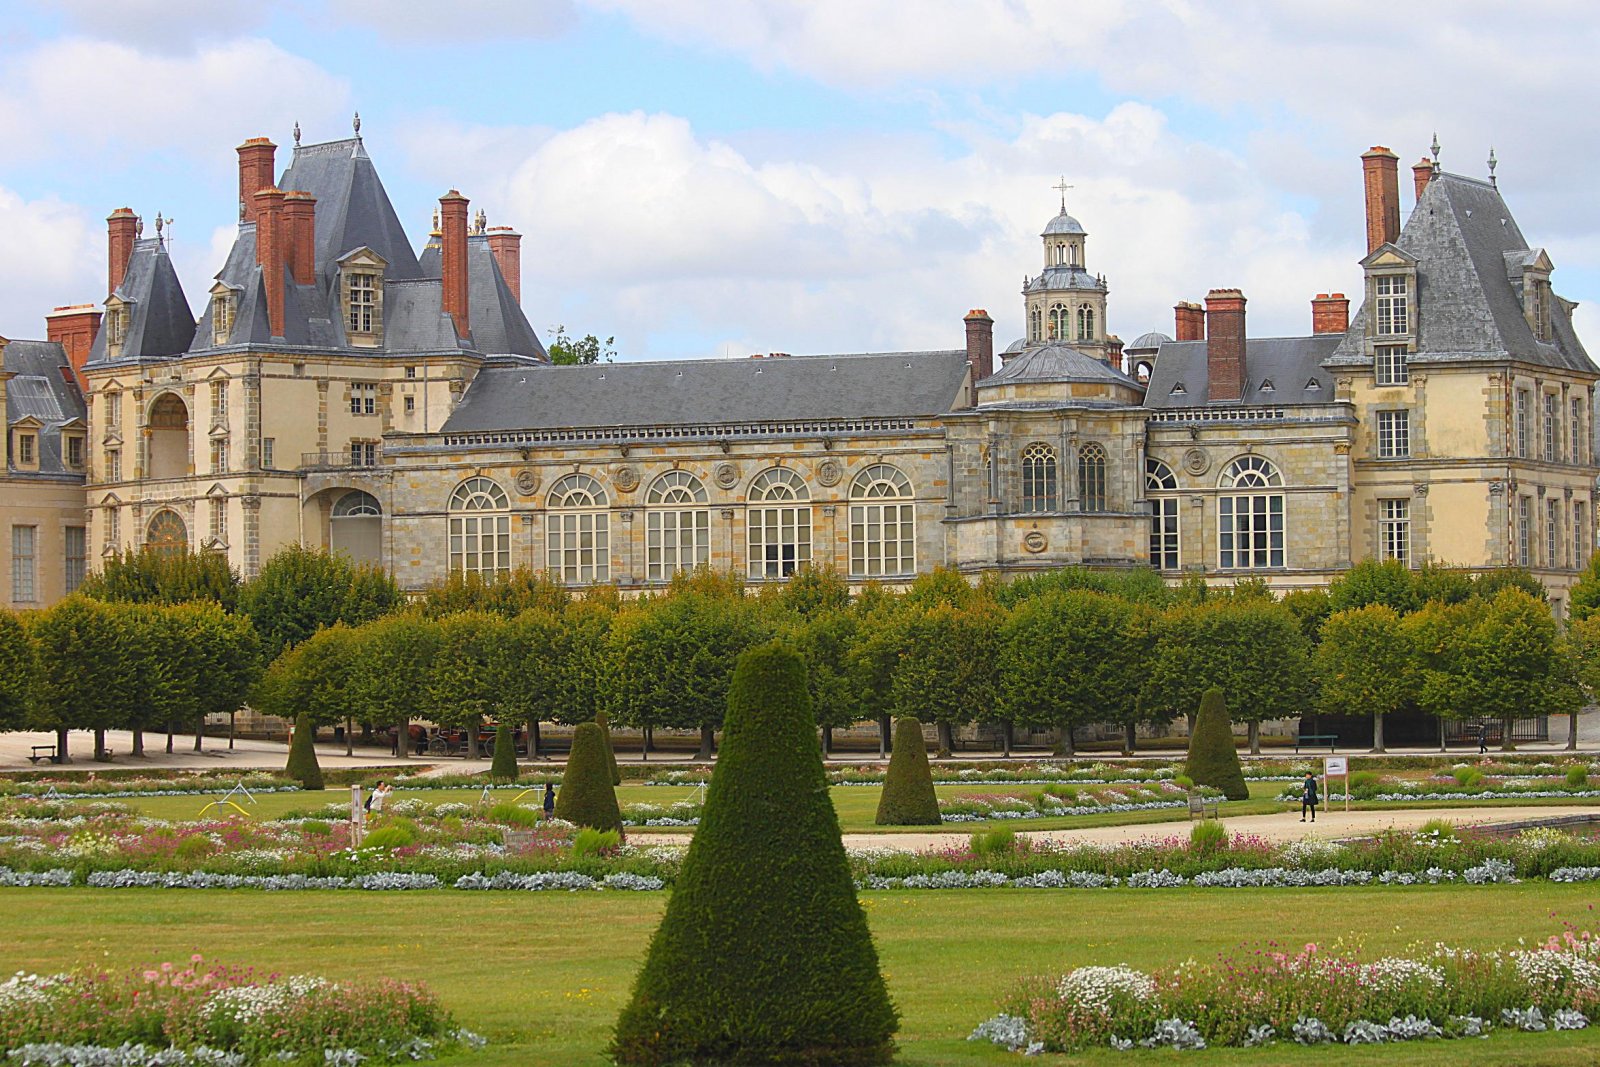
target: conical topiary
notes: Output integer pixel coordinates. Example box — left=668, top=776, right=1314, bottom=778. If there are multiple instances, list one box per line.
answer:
left=875, top=717, right=941, bottom=826
left=490, top=722, right=519, bottom=781
left=597, top=709, right=622, bottom=786
left=554, top=722, right=622, bottom=832
left=611, top=643, right=898, bottom=1066
left=1184, top=688, right=1249, bottom=801
left=285, top=713, right=324, bottom=791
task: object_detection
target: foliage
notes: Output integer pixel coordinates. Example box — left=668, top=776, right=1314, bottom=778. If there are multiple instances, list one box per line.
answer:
left=891, top=597, right=1001, bottom=752
left=1328, top=558, right=1421, bottom=615
left=553, top=723, right=621, bottom=832
left=347, top=612, right=439, bottom=745
left=572, top=827, right=621, bottom=858
left=546, top=324, right=616, bottom=365
left=362, top=821, right=417, bottom=850
left=428, top=612, right=505, bottom=751
left=1140, top=598, right=1314, bottom=728
left=1570, top=552, right=1600, bottom=622
left=284, top=713, right=324, bottom=790
left=1188, top=819, right=1228, bottom=855
left=596, top=709, right=622, bottom=786
left=612, top=643, right=898, bottom=1066
left=1316, top=604, right=1415, bottom=746
left=999, top=590, right=1143, bottom=739
left=875, top=718, right=941, bottom=826
left=490, top=722, right=518, bottom=781
left=1184, top=689, right=1248, bottom=800
left=28, top=597, right=135, bottom=743
left=994, top=565, right=1172, bottom=609
left=237, top=544, right=401, bottom=660
left=417, top=567, right=569, bottom=618
left=0, top=609, right=35, bottom=731
left=78, top=548, right=242, bottom=611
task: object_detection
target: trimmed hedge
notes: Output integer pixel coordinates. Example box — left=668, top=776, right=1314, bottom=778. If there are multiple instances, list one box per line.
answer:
left=597, top=709, right=622, bottom=786
left=612, top=643, right=898, bottom=1066
left=284, top=713, right=324, bottom=791
left=875, top=717, right=941, bottom=826
left=554, top=723, right=621, bottom=832
left=1185, top=688, right=1249, bottom=801
left=490, top=722, right=519, bottom=781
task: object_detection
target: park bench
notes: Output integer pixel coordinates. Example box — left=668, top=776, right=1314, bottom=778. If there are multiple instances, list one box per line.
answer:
left=1187, top=793, right=1221, bottom=820
left=1294, top=734, right=1337, bottom=752
left=27, top=745, right=57, bottom=764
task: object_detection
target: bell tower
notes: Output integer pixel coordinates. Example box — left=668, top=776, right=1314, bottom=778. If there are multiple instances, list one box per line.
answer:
left=1020, top=178, right=1112, bottom=364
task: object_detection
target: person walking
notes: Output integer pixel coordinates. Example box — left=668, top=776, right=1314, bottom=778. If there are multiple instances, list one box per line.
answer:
left=1300, top=772, right=1319, bottom=823
left=1477, top=722, right=1488, bottom=754
left=542, top=782, right=556, bottom=819
left=367, top=779, right=391, bottom=816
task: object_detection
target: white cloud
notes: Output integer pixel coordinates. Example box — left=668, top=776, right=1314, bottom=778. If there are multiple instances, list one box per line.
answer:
left=325, top=0, right=578, bottom=41
left=27, top=0, right=269, bottom=51
left=0, top=188, right=99, bottom=337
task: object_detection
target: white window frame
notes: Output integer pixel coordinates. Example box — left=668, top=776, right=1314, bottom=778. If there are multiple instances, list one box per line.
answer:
left=1572, top=397, right=1586, bottom=466
left=1374, top=344, right=1409, bottom=386
left=546, top=473, right=610, bottom=585
left=448, top=476, right=511, bottom=578
left=1078, top=442, right=1108, bottom=512
left=210, top=437, right=228, bottom=474
left=262, top=438, right=275, bottom=469
left=1218, top=456, right=1285, bottom=570
left=849, top=464, right=915, bottom=578
left=1021, top=443, right=1057, bottom=513
left=746, top=467, right=811, bottom=580
left=1544, top=393, right=1558, bottom=462
left=1515, top=389, right=1530, bottom=458
left=645, top=470, right=709, bottom=581
left=209, top=498, right=226, bottom=544
left=1548, top=498, right=1561, bottom=569
left=1517, top=496, right=1531, bottom=567
left=346, top=272, right=379, bottom=335
left=1377, top=409, right=1410, bottom=458
left=1379, top=498, right=1410, bottom=564
left=64, top=526, right=86, bottom=594
left=350, top=382, right=378, bottom=416
left=11, top=526, right=36, bottom=603
left=1146, top=459, right=1179, bottom=570
left=1048, top=303, right=1068, bottom=341
left=1374, top=274, right=1409, bottom=335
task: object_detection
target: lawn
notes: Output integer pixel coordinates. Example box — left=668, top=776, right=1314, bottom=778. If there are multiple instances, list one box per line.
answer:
left=3, top=883, right=1597, bottom=1065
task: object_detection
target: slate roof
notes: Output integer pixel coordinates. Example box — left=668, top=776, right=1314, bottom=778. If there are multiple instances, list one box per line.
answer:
left=1024, top=265, right=1104, bottom=294
left=276, top=138, right=422, bottom=285
left=1328, top=173, right=1595, bottom=372
left=981, top=342, right=1139, bottom=388
left=441, top=350, right=971, bottom=434
left=4, top=339, right=86, bottom=478
left=1127, top=331, right=1172, bottom=351
left=85, top=238, right=195, bottom=364
left=1043, top=210, right=1086, bottom=236
left=1143, top=335, right=1342, bottom=408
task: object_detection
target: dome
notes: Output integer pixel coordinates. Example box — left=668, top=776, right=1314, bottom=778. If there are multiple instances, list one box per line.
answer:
left=1127, top=331, right=1172, bottom=351
left=1042, top=210, right=1086, bottom=236
left=1002, top=337, right=1028, bottom=355
left=981, top=343, right=1137, bottom=387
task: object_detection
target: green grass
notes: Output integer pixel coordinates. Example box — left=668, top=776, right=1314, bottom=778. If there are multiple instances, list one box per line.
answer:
left=3, top=884, right=1597, bottom=1065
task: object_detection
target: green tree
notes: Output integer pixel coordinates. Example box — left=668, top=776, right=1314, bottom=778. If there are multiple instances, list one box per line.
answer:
left=428, top=612, right=505, bottom=759
left=547, top=325, right=616, bottom=365
left=1327, top=559, right=1419, bottom=615
left=78, top=548, right=242, bottom=610
left=998, top=589, right=1139, bottom=756
left=891, top=599, right=1000, bottom=757
left=418, top=567, right=570, bottom=618
left=30, top=597, right=132, bottom=761
left=875, top=717, right=940, bottom=825
left=553, top=722, right=621, bottom=831
left=348, top=612, right=440, bottom=757
left=238, top=544, right=402, bottom=660
left=1563, top=615, right=1600, bottom=750
left=596, top=709, right=622, bottom=785
left=0, top=610, right=35, bottom=731
left=550, top=599, right=615, bottom=729
left=285, top=712, right=325, bottom=790
left=611, top=643, right=897, bottom=1066
left=1470, top=567, right=1547, bottom=603
left=847, top=583, right=905, bottom=757
left=1185, top=687, right=1248, bottom=800
left=1315, top=604, right=1416, bottom=752
left=1400, top=599, right=1482, bottom=748
left=783, top=604, right=862, bottom=754
left=490, top=722, right=519, bottom=780
left=1570, top=553, right=1600, bottom=622
left=1280, top=588, right=1333, bottom=644
left=491, top=608, right=562, bottom=758
left=1413, top=562, right=1476, bottom=607
left=1457, top=588, right=1563, bottom=750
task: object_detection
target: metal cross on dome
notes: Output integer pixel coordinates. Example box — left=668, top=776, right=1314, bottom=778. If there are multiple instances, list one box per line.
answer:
left=1053, top=176, right=1073, bottom=213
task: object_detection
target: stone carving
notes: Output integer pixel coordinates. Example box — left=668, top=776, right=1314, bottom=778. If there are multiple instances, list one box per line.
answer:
left=714, top=461, right=739, bottom=489
left=1022, top=530, right=1048, bottom=554
left=1413, top=483, right=1429, bottom=497
left=817, top=458, right=843, bottom=487
left=613, top=465, right=640, bottom=493
left=514, top=468, right=540, bottom=496
left=1181, top=448, right=1209, bottom=477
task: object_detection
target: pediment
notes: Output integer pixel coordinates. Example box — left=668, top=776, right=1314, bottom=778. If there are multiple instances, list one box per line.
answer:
left=337, top=246, right=388, bottom=269
left=1360, top=243, right=1419, bottom=269
left=205, top=483, right=228, bottom=498
left=99, top=492, right=121, bottom=506
left=205, top=366, right=231, bottom=381
left=9, top=415, right=43, bottom=430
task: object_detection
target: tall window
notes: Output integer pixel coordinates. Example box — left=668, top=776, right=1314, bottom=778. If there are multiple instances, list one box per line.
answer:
left=1028, top=307, right=1042, bottom=343
left=106, top=449, right=121, bottom=483
left=849, top=464, right=915, bottom=578
left=1544, top=393, right=1558, bottom=462
left=1577, top=504, right=1588, bottom=570
left=747, top=467, right=811, bottom=580
left=546, top=473, right=609, bottom=584
left=448, top=477, right=511, bottom=578
left=350, top=382, right=377, bottom=416
left=145, top=511, right=187, bottom=558
left=1048, top=303, right=1069, bottom=341
left=1218, top=455, right=1284, bottom=569
left=15, top=433, right=35, bottom=466
left=1077, top=304, right=1095, bottom=341
left=1021, top=443, right=1057, bottom=512
left=645, top=470, right=709, bottom=581
left=10, top=527, right=35, bottom=603
left=1375, top=275, right=1409, bottom=335
left=1146, top=458, right=1179, bottom=570
left=346, top=272, right=378, bottom=334
left=65, top=435, right=84, bottom=470
left=1078, top=442, right=1107, bottom=512
left=1572, top=397, right=1586, bottom=465
left=64, top=526, right=86, bottom=594
left=104, top=506, right=120, bottom=549
left=210, top=438, right=228, bottom=474
left=210, top=380, right=228, bottom=423
left=1377, top=410, right=1410, bottom=458
left=1375, top=344, right=1409, bottom=386
left=350, top=440, right=378, bottom=467
left=1517, top=496, right=1531, bottom=567
left=209, top=498, right=226, bottom=544
left=212, top=292, right=234, bottom=345
left=1548, top=498, right=1562, bottom=568
left=261, top=439, right=275, bottom=469
left=1379, top=499, right=1410, bottom=564
left=1515, top=389, right=1530, bottom=458
left=105, top=390, right=121, bottom=431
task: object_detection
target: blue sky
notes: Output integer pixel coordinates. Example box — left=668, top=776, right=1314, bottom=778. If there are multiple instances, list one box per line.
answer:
left=2, top=0, right=1598, bottom=360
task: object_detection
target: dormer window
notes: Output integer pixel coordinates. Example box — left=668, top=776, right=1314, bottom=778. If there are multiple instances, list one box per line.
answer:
left=64, top=433, right=84, bottom=470
left=348, top=273, right=377, bottom=333
left=1374, top=275, right=1409, bottom=335
left=104, top=299, right=129, bottom=358
left=1528, top=276, right=1553, bottom=341
left=338, top=248, right=388, bottom=348
left=14, top=430, right=36, bottom=468
left=210, top=287, right=235, bottom=346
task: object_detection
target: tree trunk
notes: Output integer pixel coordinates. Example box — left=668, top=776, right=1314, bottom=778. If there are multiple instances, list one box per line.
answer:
left=1501, top=715, right=1516, bottom=752
left=1185, top=711, right=1198, bottom=737
left=1438, top=716, right=1447, bottom=753
left=466, top=721, right=480, bottom=760
left=228, top=711, right=236, bottom=750
left=359, top=720, right=373, bottom=743
left=94, top=728, right=107, bottom=761
left=1248, top=720, right=1262, bottom=756
left=696, top=723, right=716, bottom=760
left=1568, top=709, right=1581, bottom=751
left=528, top=718, right=541, bottom=760
left=55, top=726, right=68, bottom=764
left=166, top=724, right=174, bottom=755
left=1001, top=719, right=1013, bottom=758
left=821, top=724, right=833, bottom=756
left=878, top=715, right=891, bottom=758
left=1371, top=712, right=1386, bottom=754
left=395, top=719, right=408, bottom=759
left=192, top=718, right=203, bottom=753
left=1054, top=724, right=1075, bottom=757
left=344, top=716, right=354, bottom=758
left=131, top=728, right=144, bottom=758
left=1124, top=721, right=1137, bottom=756
left=936, top=720, right=954, bottom=758
left=643, top=725, right=653, bottom=761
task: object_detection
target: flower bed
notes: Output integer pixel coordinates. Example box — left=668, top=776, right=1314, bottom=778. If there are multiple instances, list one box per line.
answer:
left=972, top=925, right=1599, bottom=1053
left=0, top=957, right=481, bottom=1064
left=937, top=782, right=1207, bottom=822
left=0, top=773, right=299, bottom=800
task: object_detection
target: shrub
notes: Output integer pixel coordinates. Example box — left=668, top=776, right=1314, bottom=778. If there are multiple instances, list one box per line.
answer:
left=597, top=709, right=622, bottom=786
left=490, top=722, right=519, bottom=781
left=1183, top=689, right=1248, bottom=801
left=1452, top=766, right=1485, bottom=788
left=1173, top=774, right=1194, bottom=790
left=299, top=820, right=330, bottom=837
left=1565, top=765, right=1590, bottom=789
left=554, top=723, right=622, bottom=833
left=612, top=643, right=898, bottom=1066
left=485, top=801, right=543, bottom=828
left=573, top=827, right=621, bottom=858
left=1189, top=820, right=1228, bottom=855
left=284, top=713, right=324, bottom=791
left=362, top=820, right=416, bottom=850
left=971, top=829, right=1019, bottom=860
left=875, top=717, right=941, bottom=826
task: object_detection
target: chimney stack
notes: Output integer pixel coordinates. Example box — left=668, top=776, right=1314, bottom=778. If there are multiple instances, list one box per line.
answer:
left=1204, top=288, right=1247, bottom=403
left=1362, top=146, right=1401, bottom=253
left=106, top=208, right=138, bottom=297
left=46, top=305, right=102, bottom=391
left=1412, top=157, right=1434, bottom=204
left=964, top=308, right=994, bottom=381
left=485, top=226, right=522, bottom=303
left=1311, top=292, right=1350, bottom=335
left=439, top=190, right=471, bottom=340
left=1173, top=300, right=1205, bottom=342
left=253, top=187, right=287, bottom=338
left=236, top=137, right=278, bottom=225
left=283, top=191, right=317, bottom=285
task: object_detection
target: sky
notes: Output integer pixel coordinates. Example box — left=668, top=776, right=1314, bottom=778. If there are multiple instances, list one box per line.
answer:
left=2, top=0, right=1600, bottom=362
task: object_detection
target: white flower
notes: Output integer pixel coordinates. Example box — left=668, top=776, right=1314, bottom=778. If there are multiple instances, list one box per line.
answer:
left=1057, top=965, right=1156, bottom=1014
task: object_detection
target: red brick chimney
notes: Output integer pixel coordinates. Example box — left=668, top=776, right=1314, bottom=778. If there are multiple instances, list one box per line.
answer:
left=106, top=208, right=138, bottom=297
left=486, top=226, right=521, bottom=304
left=1412, top=157, right=1434, bottom=204
left=236, top=137, right=277, bottom=225
left=253, top=187, right=287, bottom=338
left=439, top=190, right=470, bottom=340
left=1204, top=288, right=1247, bottom=403
left=1311, top=292, right=1350, bottom=334
left=46, top=305, right=102, bottom=390
left=283, top=191, right=317, bottom=285
left=1362, top=146, right=1401, bottom=254
left=1173, top=300, right=1205, bottom=342
left=964, top=308, right=994, bottom=381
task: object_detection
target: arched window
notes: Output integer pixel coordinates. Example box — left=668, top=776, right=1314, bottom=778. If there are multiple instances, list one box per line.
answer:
left=646, top=470, right=709, bottom=581
left=546, top=473, right=608, bottom=585
left=1077, top=304, right=1096, bottom=341
left=332, top=490, right=381, bottom=517
left=747, top=467, right=810, bottom=579
left=448, top=476, right=510, bottom=578
left=1028, top=306, right=1043, bottom=343
left=1218, top=456, right=1284, bottom=569
left=145, top=510, right=188, bottom=557
left=849, top=464, right=915, bottom=578
left=147, top=393, right=189, bottom=480
left=1048, top=303, right=1069, bottom=341
left=1021, top=443, right=1057, bottom=513
left=1146, top=458, right=1179, bottom=570
left=331, top=490, right=382, bottom=565
left=1078, top=442, right=1108, bottom=513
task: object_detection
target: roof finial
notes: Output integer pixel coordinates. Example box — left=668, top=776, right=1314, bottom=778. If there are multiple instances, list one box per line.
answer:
left=293, top=120, right=301, bottom=147
left=1430, top=131, right=1441, bottom=173
left=154, top=212, right=166, bottom=246
left=430, top=207, right=441, bottom=236
left=1487, top=146, right=1498, bottom=187
left=135, top=215, right=144, bottom=239
left=353, top=111, right=362, bottom=138
left=1053, top=175, right=1072, bottom=214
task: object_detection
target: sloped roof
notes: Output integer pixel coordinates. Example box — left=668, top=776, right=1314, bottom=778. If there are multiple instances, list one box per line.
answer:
left=1144, top=335, right=1342, bottom=408
left=5, top=338, right=86, bottom=478
left=277, top=138, right=422, bottom=285
left=442, top=350, right=970, bottom=434
left=982, top=342, right=1138, bottom=387
left=1328, top=173, right=1594, bottom=372
left=1043, top=210, right=1086, bottom=236
left=1128, top=331, right=1172, bottom=351
left=466, top=236, right=545, bottom=359
left=86, top=238, right=195, bottom=364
